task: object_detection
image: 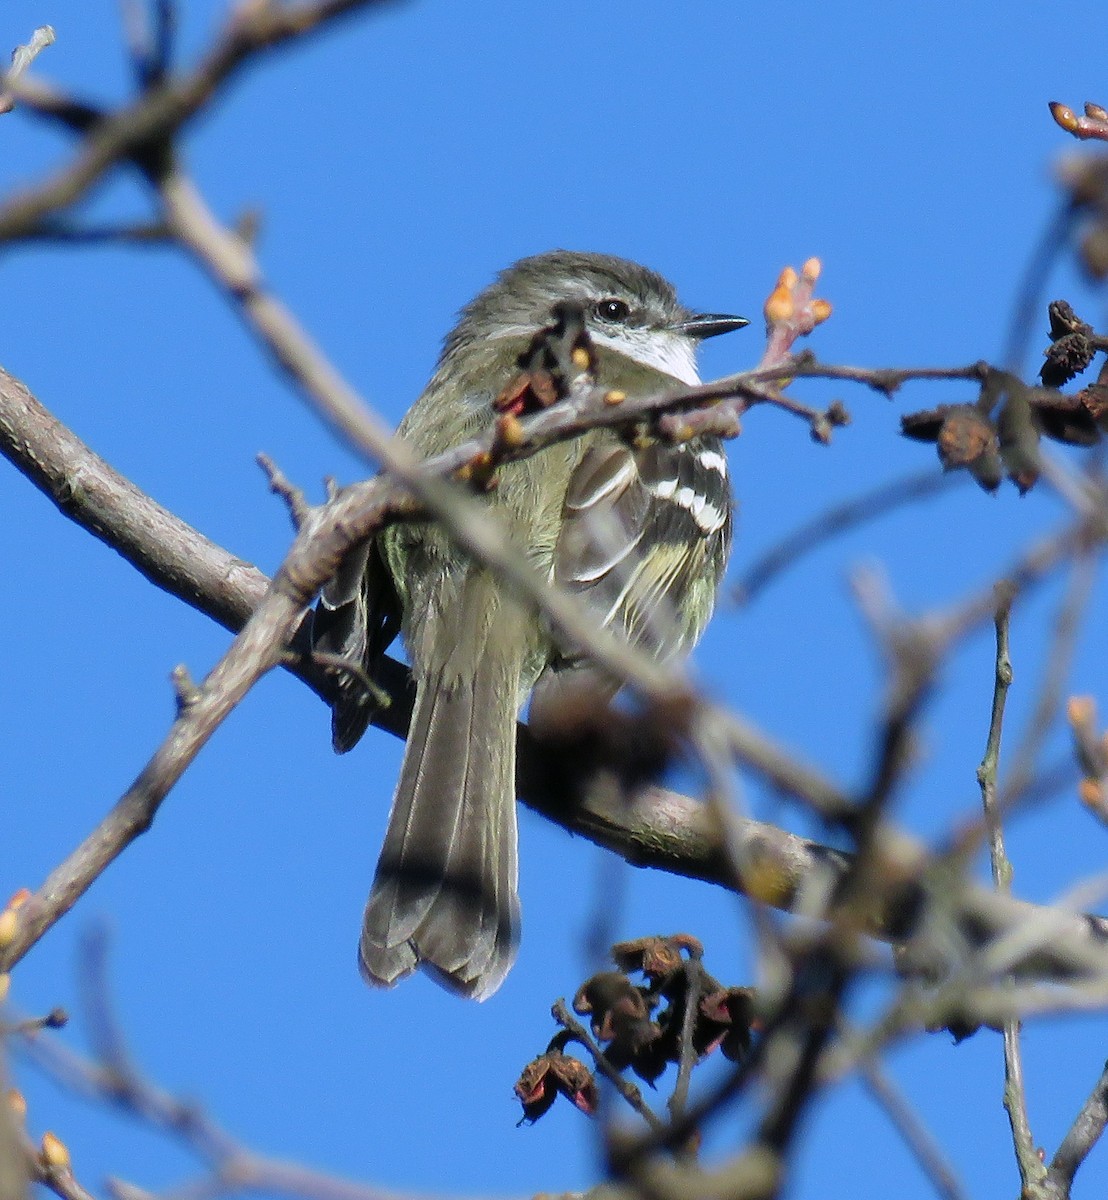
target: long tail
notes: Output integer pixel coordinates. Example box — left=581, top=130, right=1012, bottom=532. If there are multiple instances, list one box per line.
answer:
left=359, top=653, right=521, bottom=1001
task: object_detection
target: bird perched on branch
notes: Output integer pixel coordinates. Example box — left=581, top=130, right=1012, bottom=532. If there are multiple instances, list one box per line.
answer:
left=313, top=251, right=747, bottom=999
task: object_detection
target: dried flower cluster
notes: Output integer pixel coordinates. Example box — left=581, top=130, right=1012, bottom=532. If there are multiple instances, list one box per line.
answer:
left=514, top=934, right=755, bottom=1125
left=901, top=301, right=1108, bottom=492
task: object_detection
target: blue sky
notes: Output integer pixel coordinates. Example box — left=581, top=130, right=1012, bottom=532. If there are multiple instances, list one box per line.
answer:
left=4, top=2, right=1108, bottom=1197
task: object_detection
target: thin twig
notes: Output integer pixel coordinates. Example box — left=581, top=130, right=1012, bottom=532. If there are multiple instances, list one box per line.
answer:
left=667, top=957, right=705, bottom=1131
left=977, top=592, right=1040, bottom=1190
left=1049, top=1060, right=1108, bottom=1189
left=735, top=467, right=960, bottom=605
left=551, top=1000, right=664, bottom=1133
left=1000, top=550, right=1099, bottom=804
left=0, top=2, right=388, bottom=239
left=978, top=587, right=1016, bottom=893
left=17, top=218, right=173, bottom=244
left=857, top=1056, right=968, bottom=1200
left=13, top=1016, right=418, bottom=1200
left=120, top=0, right=177, bottom=89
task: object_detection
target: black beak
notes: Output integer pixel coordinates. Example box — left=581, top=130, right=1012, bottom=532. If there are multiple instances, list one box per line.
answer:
left=678, top=312, right=750, bottom=340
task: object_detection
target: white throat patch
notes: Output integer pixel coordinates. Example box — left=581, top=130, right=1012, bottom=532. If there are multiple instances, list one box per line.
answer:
left=590, top=326, right=701, bottom=387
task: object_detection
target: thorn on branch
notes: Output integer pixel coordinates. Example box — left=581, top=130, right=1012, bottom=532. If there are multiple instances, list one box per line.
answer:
left=257, top=453, right=310, bottom=528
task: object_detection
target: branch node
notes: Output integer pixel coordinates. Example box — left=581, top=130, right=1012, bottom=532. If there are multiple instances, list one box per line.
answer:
left=171, top=664, right=201, bottom=711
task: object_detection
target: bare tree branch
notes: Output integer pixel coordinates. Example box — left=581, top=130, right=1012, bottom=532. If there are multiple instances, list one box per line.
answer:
left=1049, top=1060, right=1108, bottom=1190
left=12, top=1000, right=418, bottom=1200
left=857, top=1055, right=967, bottom=1200
left=0, top=2, right=390, bottom=239
left=977, top=593, right=1040, bottom=1190
left=4, top=362, right=1108, bottom=991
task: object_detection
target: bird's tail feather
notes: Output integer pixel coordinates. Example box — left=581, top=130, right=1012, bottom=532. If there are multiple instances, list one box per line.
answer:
left=359, top=653, right=521, bottom=1000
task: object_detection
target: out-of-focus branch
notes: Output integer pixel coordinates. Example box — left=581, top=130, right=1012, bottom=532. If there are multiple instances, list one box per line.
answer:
left=1000, top=552, right=1099, bottom=803
left=14, top=1127, right=94, bottom=1200
left=0, top=3, right=390, bottom=240
left=856, top=1054, right=967, bottom=1200
left=11, top=1004, right=413, bottom=1200
left=734, top=467, right=960, bottom=605
left=120, top=0, right=176, bottom=90
left=0, top=1042, right=28, bottom=1200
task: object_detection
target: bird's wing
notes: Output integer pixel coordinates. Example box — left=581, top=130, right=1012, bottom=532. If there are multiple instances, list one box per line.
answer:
left=552, top=434, right=732, bottom=665
left=311, top=537, right=403, bottom=753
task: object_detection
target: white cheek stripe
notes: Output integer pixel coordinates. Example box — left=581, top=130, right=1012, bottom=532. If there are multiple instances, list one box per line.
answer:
left=591, top=329, right=702, bottom=387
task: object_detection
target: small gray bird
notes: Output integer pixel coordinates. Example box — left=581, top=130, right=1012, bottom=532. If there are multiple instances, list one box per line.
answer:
left=313, top=251, right=747, bottom=999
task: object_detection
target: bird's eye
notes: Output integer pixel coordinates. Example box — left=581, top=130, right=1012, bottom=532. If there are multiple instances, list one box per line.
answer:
left=594, top=297, right=631, bottom=323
